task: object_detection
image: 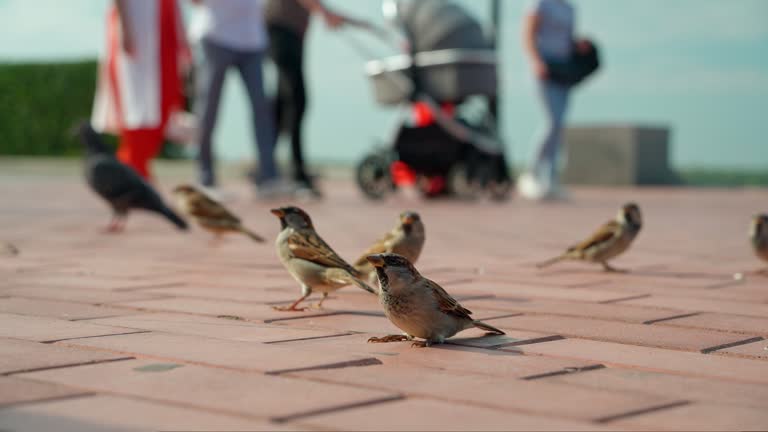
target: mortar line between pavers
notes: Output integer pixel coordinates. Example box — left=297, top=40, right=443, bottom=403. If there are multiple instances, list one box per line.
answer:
left=521, top=364, right=606, bottom=380
left=264, top=332, right=358, bottom=345
left=52, top=340, right=384, bottom=377
left=642, top=312, right=702, bottom=325
left=111, top=282, right=188, bottom=292
left=271, top=394, right=406, bottom=424
left=594, top=400, right=691, bottom=424
left=598, top=294, right=652, bottom=304
left=266, top=357, right=384, bottom=376
left=0, top=392, right=95, bottom=410
left=700, top=336, right=765, bottom=354
left=41, top=330, right=152, bottom=344
left=489, top=335, right=567, bottom=349
left=2, top=357, right=135, bottom=377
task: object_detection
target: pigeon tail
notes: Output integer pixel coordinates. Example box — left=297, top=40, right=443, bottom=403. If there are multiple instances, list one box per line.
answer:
left=160, top=206, right=189, bottom=230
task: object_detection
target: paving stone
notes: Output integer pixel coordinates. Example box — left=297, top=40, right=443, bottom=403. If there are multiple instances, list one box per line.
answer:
left=2, top=285, right=169, bottom=304
left=294, top=397, right=613, bottom=431
left=489, top=314, right=759, bottom=352
left=275, top=334, right=597, bottom=378
left=0, top=394, right=286, bottom=432
left=610, top=401, right=768, bottom=431
left=463, top=297, right=679, bottom=323
left=0, top=313, right=139, bottom=343
left=543, top=367, right=768, bottom=409
left=0, top=337, right=129, bottom=375
left=54, top=332, right=378, bottom=374
left=654, top=312, right=768, bottom=335
left=449, top=280, right=636, bottom=303
left=87, top=313, right=354, bottom=343
left=617, top=295, right=768, bottom=318
left=515, top=338, right=768, bottom=384
left=0, top=297, right=139, bottom=320
left=0, top=376, right=88, bottom=407
left=19, top=359, right=397, bottom=422
left=715, top=339, right=768, bottom=360
left=291, top=363, right=683, bottom=422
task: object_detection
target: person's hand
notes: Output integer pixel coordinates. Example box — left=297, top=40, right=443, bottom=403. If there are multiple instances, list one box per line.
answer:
left=533, top=60, right=548, bottom=79
left=576, top=38, right=593, bottom=55
left=121, top=31, right=136, bottom=57
left=322, top=10, right=345, bottom=29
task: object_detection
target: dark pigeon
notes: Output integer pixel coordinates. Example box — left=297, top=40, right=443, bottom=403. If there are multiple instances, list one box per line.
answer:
left=76, top=121, right=188, bottom=233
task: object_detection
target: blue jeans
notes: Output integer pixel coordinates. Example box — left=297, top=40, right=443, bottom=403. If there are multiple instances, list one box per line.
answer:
left=195, top=38, right=277, bottom=187
left=531, top=79, right=570, bottom=183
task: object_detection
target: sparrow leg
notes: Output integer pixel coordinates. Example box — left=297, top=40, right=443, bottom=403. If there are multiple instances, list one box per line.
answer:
left=311, top=292, right=329, bottom=309
left=601, top=262, right=627, bottom=273
left=368, top=334, right=412, bottom=344
left=272, top=294, right=311, bottom=312
left=410, top=340, right=432, bottom=348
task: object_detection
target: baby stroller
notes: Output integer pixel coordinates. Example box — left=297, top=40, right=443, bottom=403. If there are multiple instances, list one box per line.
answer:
left=355, top=0, right=512, bottom=200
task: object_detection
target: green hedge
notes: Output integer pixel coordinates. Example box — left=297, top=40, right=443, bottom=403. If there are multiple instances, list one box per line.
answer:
left=0, top=60, right=183, bottom=158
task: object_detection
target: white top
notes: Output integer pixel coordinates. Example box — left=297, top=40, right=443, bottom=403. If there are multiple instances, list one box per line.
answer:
left=529, top=0, right=575, bottom=61
left=92, top=0, right=161, bottom=132
left=189, top=0, right=268, bottom=51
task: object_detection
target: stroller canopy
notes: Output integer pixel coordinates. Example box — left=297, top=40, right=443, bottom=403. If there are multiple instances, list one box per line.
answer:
left=398, top=0, right=490, bottom=52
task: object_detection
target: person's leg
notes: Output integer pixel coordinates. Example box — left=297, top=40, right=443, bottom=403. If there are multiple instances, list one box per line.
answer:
left=117, top=127, right=164, bottom=179
left=532, top=80, right=570, bottom=184
left=269, top=27, right=309, bottom=185
left=195, top=39, right=234, bottom=187
left=235, top=49, right=278, bottom=184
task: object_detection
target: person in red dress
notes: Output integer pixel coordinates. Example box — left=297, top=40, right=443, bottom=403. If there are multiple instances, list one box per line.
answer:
left=92, top=0, right=191, bottom=180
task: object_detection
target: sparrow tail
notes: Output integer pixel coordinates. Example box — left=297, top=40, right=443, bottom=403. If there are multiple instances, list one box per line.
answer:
left=239, top=226, right=265, bottom=243
left=536, top=254, right=566, bottom=269
left=160, top=206, right=189, bottom=231
left=349, top=276, right=377, bottom=295
left=473, top=320, right=505, bottom=335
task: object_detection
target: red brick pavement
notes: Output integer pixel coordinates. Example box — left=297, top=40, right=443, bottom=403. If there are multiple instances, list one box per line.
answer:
left=1, top=161, right=767, bottom=431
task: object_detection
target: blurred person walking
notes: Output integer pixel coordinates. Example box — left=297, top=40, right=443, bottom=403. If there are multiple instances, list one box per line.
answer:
left=91, top=0, right=190, bottom=180
left=518, top=0, right=587, bottom=200
left=265, top=0, right=348, bottom=198
left=189, top=0, right=288, bottom=199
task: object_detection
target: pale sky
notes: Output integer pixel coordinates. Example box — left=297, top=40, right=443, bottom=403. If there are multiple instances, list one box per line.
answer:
left=1, top=0, right=767, bottom=169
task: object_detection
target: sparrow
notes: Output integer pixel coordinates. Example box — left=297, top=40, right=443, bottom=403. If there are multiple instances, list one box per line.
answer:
left=537, top=202, right=642, bottom=272
left=77, top=121, right=188, bottom=233
left=172, top=184, right=264, bottom=242
left=366, top=253, right=505, bottom=347
left=353, top=211, right=425, bottom=285
left=751, top=214, right=768, bottom=272
left=270, top=206, right=376, bottom=311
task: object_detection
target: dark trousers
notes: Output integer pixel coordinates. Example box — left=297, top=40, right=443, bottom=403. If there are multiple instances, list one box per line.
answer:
left=268, top=25, right=309, bottom=183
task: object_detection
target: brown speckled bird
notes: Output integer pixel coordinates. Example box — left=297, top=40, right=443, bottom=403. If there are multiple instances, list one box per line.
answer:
left=353, top=211, right=425, bottom=286
left=271, top=206, right=376, bottom=311
left=537, top=203, right=642, bottom=272
left=172, top=184, right=264, bottom=243
left=751, top=214, right=768, bottom=273
left=366, top=253, right=504, bottom=348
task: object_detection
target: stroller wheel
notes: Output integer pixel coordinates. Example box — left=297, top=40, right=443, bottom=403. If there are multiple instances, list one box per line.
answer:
left=356, top=152, right=394, bottom=200
left=446, top=162, right=481, bottom=201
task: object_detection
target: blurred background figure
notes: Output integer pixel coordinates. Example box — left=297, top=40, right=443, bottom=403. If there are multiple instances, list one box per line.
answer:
left=265, top=0, right=348, bottom=198
left=189, top=0, right=287, bottom=199
left=91, top=0, right=190, bottom=180
left=517, top=0, right=577, bottom=201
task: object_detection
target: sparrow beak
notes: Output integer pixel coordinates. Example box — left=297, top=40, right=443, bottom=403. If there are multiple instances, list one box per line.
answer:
left=401, top=215, right=415, bottom=225
left=270, top=208, right=285, bottom=218
left=366, top=254, right=386, bottom=268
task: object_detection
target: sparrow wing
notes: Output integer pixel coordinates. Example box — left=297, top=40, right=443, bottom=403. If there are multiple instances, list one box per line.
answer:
left=425, top=278, right=474, bottom=321
left=569, top=220, right=621, bottom=253
left=288, top=229, right=358, bottom=273
left=353, top=230, right=397, bottom=267
left=187, top=192, right=241, bottom=224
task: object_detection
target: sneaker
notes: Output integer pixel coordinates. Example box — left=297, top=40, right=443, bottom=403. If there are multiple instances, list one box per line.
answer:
left=294, top=179, right=323, bottom=201
left=255, top=178, right=296, bottom=200
left=517, top=171, right=568, bottom=201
